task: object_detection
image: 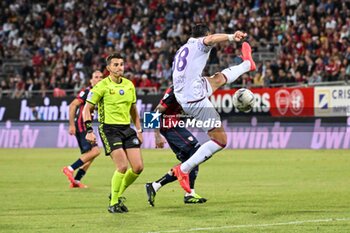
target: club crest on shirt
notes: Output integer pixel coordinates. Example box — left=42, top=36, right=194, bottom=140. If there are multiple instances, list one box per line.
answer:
left=119, top=89, right=124, bottom=95
left=188, top=136, right=194, bottom=141
left=79, top=91, right=85, bottom=97
left=162, top=93, right=169, bottom=100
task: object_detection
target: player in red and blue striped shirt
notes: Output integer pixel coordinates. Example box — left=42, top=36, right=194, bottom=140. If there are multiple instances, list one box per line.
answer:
left=145, top=86, right=207, bottom=206
left=62, top=71, right=103, bottom=188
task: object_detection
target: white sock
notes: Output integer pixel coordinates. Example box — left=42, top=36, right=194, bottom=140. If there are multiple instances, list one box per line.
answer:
left=185, top=189, right=195, bottom=196
left=152, top=182, right=162, bottom=192
left=68, top=166, right=74, bottom=171
left=180, top=140, right=224, bottom=173
left=221, top=60, right=251, bottom=84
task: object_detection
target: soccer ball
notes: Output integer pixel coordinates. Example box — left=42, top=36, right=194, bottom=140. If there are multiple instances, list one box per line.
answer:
left=233, top=88, right=255, bottom=112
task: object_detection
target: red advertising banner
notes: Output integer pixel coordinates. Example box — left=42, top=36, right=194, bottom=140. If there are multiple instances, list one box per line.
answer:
left=0, top=88, right=315, bottom=121
left=211, top=87, right=314, bottom=117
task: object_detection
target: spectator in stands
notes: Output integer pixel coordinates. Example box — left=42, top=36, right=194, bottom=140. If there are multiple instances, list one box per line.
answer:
left=167, top=24, right=181, bottom=38
left=242, top=73, right=253, bottom=88
left=253, top=73, right=264, bottom=87
left=263, top=68, right=274, bottom=87
left=25, top=78, right=34, bottom=98
left=324, top=57, right=340, bottom=81
left=139, top=74, right=152, bottom=91
left=285, top=71, right=297, bottom=83
left=295, top=71, right=306, bottom=83
left=0, top=0, right=350, bottom=93
left=53, top=84, right=67, bottom=98
left=31, top=78, right=42, bottom=96
left=338, top=67, right=348, bottom=82
left=71, top=69, right=85, bottom=94
left=0, top=79, right=9, bottom=98
left=275, top=69, right=287, bottom=85
left=308, top=70, right=322, bottom=84
left=12, top=74, right=25, bottom=99
left=141, top=53, right=152, bottom=72
left=345, top=59, right=350, bottom=81
left=163, top=63, right=172, bottom=80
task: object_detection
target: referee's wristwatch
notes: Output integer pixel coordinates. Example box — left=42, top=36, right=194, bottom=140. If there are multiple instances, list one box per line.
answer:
left=137, top=128, right=143, bottom=133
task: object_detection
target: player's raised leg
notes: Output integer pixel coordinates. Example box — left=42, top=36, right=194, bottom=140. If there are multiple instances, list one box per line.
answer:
left=206, top=42, right=256, bottom=94
left=241, top=42, right=256, bottom=71
left=173, top=99, right=226, bottom=192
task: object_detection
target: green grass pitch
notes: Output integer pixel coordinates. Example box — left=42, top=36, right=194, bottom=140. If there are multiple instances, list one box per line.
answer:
left=0, top=149, right=349, bottom=233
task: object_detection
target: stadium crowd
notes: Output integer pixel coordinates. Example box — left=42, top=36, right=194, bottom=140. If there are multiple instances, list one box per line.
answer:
left=0, top=0, right=350, bottom=98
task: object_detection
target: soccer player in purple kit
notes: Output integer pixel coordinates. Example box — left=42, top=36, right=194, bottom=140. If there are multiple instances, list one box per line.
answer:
left=62, top=70, right=103, bottom=188
left=145, top=86, right=207, bottom=206
left=172, top=24, right=256, bottom=192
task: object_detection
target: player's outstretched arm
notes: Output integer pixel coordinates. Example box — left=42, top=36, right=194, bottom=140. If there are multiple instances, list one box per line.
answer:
left=82, top=102, right=94, bottom=123
left=68, top=99, right=81, bottom=135
left=130, top=103, right=143, bottom=144
left=83, top=102, right=96, bottom=143
left=203, top=31, right=247, bottom=46
left=154, top=104, right=167, bottom=148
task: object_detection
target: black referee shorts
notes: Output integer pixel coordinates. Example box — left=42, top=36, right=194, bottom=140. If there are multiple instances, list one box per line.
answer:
left=98, top=124, right=140, bottom=156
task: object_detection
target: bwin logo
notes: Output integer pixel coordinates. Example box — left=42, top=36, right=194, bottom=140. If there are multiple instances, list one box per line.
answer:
left=143, top=110, right=161, bottom=129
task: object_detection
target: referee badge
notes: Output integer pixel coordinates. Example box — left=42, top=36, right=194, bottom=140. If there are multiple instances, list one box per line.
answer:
left=87, top=91, right=93, bottom=101
left=119, top=89, right=124, bottom=95
left=132, top=138, right=139, bottom=145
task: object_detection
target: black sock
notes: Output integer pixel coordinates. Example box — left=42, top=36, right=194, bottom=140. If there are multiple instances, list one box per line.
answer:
left=74, top=169, right=86, bottom=181
left=189, top=166, right=199, bottom=189
left=156, top=173, right=177, bottom=186
left=70, top=159, right=84, bottom=170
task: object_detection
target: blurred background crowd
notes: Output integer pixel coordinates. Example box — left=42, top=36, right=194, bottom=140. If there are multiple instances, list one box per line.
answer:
left=0, top=0, right=349, bottom=98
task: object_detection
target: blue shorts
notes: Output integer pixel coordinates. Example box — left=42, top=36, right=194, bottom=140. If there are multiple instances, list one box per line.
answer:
left=160, top=126, right=200, bottom=162
left=75, top=129, right=97, bottom=154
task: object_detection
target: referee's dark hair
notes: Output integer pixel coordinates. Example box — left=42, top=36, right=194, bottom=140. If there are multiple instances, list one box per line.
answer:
left=106, top=53, right=124, bottom=65
left=191, top=24, right=210, bottom=38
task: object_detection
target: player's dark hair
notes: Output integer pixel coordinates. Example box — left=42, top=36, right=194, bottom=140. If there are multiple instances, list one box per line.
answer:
left=191, top=24, right=210, bottom=38
left=106, top=53, right=124, bottom=65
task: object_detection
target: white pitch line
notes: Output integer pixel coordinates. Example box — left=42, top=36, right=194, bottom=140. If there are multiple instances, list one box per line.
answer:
left=144, top=217, right=350, bottom=233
